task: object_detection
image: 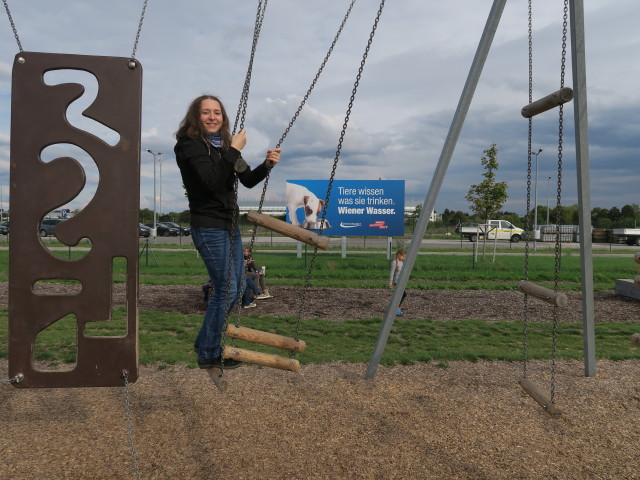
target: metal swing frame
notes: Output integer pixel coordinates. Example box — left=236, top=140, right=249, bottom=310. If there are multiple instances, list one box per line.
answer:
left=366, top=0, right=595, bottom=379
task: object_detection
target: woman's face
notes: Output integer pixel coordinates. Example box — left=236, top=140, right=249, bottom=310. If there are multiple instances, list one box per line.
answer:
left=199, top=98, right=223, bottom=134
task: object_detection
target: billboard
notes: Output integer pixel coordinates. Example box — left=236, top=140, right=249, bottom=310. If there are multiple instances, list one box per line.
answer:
left=285, top=180, right=404, bottom=237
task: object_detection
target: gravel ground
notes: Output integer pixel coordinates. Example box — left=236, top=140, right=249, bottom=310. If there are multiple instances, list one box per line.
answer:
left=136, top=283, right=640, bottom=324
left=2, top=283, right=640, bottom=479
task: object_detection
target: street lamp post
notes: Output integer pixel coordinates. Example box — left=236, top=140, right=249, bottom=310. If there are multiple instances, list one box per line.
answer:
left=145, top=149, right=162, bottom=238
left=533, top=148, right=543, bottom=236
left=546, top=176, right=552, bottom=226
left=158, top=154, right=163, bottom=220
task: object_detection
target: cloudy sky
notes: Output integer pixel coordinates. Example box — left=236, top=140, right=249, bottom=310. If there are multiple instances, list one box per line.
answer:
left=0, top=0, right=638, bottom=218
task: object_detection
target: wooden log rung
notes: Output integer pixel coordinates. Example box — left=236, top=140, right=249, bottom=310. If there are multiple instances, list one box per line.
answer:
left=247, top=210, right=329, bottom=250
left=634, top=275, right=640, bottom=288
left=633, top=252, right=640, bottom=264
left=518, top=378, right=561, bottom=417
left=518, top=280, right=568, bottom=307
left=226, top=325, right=306, bottom=353
left=521, top=87, right=574, bottom=118
left=223, top=346, right=300, bottom=372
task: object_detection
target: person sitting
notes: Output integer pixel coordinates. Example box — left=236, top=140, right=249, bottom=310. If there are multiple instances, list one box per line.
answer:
left=243, top=247, right=272, bottom=299
left=201, top=279, right=214, bottom=303
left=242, top=276, right=260, bottom=309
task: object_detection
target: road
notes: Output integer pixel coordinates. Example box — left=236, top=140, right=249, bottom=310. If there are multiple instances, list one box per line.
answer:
left=141, top=234, right=638, bottom=253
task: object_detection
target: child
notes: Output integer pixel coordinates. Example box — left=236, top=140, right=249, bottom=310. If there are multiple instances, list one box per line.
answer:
left=244, top=247, right=272, bottom=299
left=389, top=248, right=407, bottom=315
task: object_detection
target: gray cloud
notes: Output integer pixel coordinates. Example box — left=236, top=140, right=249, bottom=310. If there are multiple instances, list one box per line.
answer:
left=0, top=0, right=638, bottom=217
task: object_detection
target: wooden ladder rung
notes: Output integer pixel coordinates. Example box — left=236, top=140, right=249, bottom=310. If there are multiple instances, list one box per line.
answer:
left=246, top=210, right=329, bottom=250
left=518, top=378, right=561, bottom=417
left=223, top=346, right=300, bottom=372
left=634, top=275, right=640, bottom=288
left=226, top=325, right=306, bottom=353
left=521, top=87, right=574, bottom=118
left=518, top=280, right=568, bottom=307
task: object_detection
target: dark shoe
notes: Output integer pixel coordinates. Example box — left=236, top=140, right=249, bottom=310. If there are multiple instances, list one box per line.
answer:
left=193, top=345, right=199, bottom=353
left=198, top=356, right=243, bottom=369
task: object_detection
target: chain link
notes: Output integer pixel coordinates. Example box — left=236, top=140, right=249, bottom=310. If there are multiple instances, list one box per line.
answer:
left=122, top=371, right=142, bottom=480
left=2, top=0, right=24, bottom=51
left=130, top=0, right=149, bottom=60
left=295, top=0, right=386, bottom=340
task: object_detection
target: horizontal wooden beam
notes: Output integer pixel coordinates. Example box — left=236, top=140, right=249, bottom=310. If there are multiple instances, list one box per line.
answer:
left=518, top=378, right=561, bottom=417
left=223, top=346, right=300, bottom=372
left=518, top=280, right=568, bottom=307
left=226, top=325, right=306, bottom=353
left=521, top=87, right=574, bottom=118
left=246, top=210, right=329, bottom=250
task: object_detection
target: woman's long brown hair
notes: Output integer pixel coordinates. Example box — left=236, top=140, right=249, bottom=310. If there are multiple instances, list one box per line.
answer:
left=175, top=95, right=232, bottom=147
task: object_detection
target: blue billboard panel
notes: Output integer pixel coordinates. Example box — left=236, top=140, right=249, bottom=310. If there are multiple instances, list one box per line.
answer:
left=285, top=180, right=404, bottom=237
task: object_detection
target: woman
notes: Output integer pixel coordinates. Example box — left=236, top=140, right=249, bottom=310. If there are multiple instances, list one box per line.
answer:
left=175, top=95, right=281, bottom=369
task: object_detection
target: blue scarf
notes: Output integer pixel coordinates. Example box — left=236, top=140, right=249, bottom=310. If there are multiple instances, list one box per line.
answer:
left=209, top=132, right=222, bottom=148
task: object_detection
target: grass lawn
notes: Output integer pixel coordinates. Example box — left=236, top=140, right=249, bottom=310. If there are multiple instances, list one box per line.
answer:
left=1, top=246, right=639, bottom=368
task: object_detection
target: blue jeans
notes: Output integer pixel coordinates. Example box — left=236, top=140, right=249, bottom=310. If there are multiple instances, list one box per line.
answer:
left=191, top=226, right=244, bottom=359
left=243, top=276, right=260, bottom=306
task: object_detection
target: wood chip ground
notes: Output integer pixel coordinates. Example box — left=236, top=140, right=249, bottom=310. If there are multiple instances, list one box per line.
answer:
left=2, top=284, right=640, bottom=479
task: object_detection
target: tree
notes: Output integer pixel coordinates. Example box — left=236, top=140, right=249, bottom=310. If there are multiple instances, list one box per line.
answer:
left=441, top=208, right=456, bottom=226
left=465, top=144, right=508, bottom=222
left=621, top=203, right=639, bottom=227
left=608, top=206, right=622, bottom=223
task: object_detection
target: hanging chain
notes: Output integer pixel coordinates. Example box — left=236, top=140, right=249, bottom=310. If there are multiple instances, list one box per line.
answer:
left=3, top=0, right=149, bottom=58
left=295, top=0, right=386, bottom=342
left=122, top=371, right=142, bottom=480
left=249, top=0, right=358, bottom=252
left=233, top=0, right=268, bottom=135
left=130, top=0, right=149, bottom=61
left=221, top=0, right=269, bottom=354
left=550, top=0, right=569, bottom=405
left=522, top=0, right=534, bottom=378
left=2, top=0, right=23, bottom=51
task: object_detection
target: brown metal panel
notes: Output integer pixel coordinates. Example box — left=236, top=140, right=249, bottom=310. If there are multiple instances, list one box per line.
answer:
left=8, top=52, right=142, bottom=388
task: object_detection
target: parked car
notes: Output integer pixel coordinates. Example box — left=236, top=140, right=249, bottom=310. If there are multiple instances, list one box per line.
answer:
left=0, top=221, right=8, bottom=235
left=40, top=218, right=64, bottom=236
left=159, top=222, right=191, bottom=236
left=139, top=223, right=151, bottom=238
left=144, top=222, right=179, bottom=237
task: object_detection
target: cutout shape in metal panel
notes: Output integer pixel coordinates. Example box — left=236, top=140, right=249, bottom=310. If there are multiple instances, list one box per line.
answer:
left=8, top=52, right=142, bottom=388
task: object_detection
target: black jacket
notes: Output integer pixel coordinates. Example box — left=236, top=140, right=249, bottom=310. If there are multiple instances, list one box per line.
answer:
left=174, top=136, right=269, bottom=230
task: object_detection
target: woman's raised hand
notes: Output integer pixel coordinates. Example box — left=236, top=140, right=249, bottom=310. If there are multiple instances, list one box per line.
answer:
left=230, top=129, right=247, bottom=151
left=265, top=148, right=281, bottom=168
